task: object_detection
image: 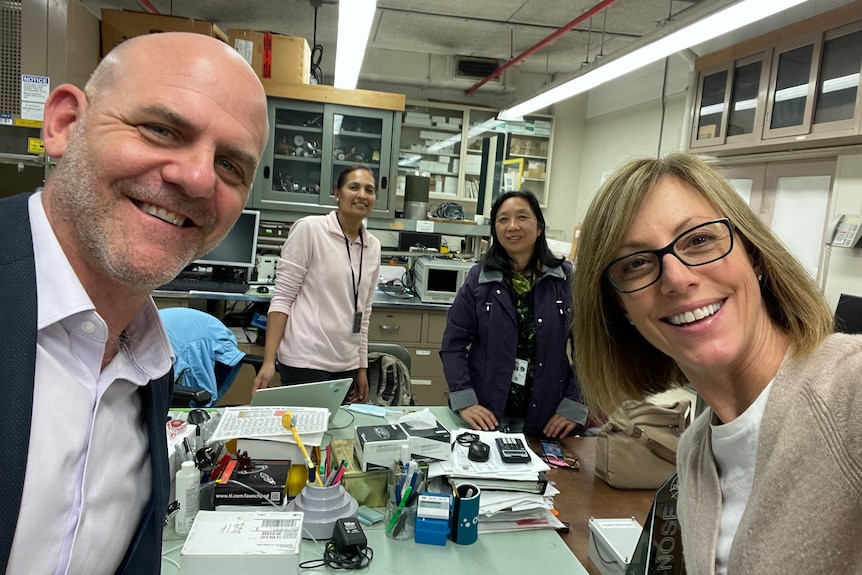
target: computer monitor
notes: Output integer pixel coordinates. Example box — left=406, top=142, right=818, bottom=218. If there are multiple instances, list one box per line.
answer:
left=398, top=231, right=441, bottom=252
left=195, top=209, right=260, bottom=268
left=834, top=293, right=862, bottom=334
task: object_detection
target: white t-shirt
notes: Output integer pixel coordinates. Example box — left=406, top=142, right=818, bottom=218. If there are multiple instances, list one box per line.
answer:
left=710, top=381, right=773, bottom=575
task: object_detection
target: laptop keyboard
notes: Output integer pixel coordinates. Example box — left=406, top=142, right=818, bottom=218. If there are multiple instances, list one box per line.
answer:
left=158, top=276, right=250, bottom=293
left=216, top=409, right=329, bottom=437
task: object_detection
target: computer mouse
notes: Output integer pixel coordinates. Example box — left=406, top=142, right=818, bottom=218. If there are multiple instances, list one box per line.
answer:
left=468, top=441, right=490, bottom=462
left=257, top=285, right=270, bottom=294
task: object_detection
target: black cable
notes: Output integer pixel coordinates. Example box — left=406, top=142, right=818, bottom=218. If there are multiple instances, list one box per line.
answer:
left=434, top=202, right=465, bottom=220
left=299, top=540, right=374, bottom=570
left=310, top=3, right=325, bottom=84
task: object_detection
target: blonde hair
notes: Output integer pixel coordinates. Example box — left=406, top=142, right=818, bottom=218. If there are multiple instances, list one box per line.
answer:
left=573, top=153, right=834, bottom=418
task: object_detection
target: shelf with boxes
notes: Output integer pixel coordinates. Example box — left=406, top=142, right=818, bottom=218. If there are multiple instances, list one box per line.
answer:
left=398, top=104, right=466, bottom=199
left=398, top=103, right=556, bottom=208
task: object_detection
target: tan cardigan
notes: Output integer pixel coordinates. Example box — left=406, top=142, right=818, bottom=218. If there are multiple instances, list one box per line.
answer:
left=677, top=333, right=862, bottom=574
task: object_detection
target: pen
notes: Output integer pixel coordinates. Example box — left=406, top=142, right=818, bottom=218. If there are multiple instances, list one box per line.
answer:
left=332, top=460, right=348, bottom=486
left=386, top=485, right=413, bottom=535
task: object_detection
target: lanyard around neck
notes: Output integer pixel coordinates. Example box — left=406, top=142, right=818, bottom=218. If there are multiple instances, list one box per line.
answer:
left=337, top=217, right=364, bottom=313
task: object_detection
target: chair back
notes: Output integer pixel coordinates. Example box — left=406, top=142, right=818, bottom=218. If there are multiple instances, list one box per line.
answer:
left=367, top=343, right=414, bottom=406
left=159, top=308, right=246, bottom=407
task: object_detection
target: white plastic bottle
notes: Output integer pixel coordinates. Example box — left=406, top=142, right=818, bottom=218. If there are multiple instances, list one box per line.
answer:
left=175, top=460, right=200, bottom=535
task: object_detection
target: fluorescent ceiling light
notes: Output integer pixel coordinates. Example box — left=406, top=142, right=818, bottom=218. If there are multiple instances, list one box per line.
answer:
left=733, top=98, right=757, bottom=111
left=699, top=103, right=724, bottom=117
left=775, top=83, right=809, bottom=102
left=334, top=0, right=377, bottom=90
left=822, top=73, right=859, bottom=94
left=501, top=0, right=811, bottom=118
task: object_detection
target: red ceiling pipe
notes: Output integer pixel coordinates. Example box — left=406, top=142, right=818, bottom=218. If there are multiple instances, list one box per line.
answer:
left=137, top=0, right=160, bottom=14
left=465, top=0, right=620, bottom=95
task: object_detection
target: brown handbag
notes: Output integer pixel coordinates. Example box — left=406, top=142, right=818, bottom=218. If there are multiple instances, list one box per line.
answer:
left=595, top=399, right=691, bottom=489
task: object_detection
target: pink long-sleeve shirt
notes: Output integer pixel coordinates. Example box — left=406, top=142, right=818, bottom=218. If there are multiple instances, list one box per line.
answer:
left=269, top=211, right=381, bottom=371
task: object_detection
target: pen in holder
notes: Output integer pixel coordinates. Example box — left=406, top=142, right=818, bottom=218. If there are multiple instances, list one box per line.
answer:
left=449, top=482, right=480, bottom=545
left=385, top=463, right=425, bottom=540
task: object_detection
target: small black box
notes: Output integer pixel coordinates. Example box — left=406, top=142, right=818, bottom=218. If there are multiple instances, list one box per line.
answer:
left=213, top=459, right=290, bottom=507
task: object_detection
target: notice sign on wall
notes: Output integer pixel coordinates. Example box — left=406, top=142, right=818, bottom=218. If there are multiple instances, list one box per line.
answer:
left=21, top=75, right=50, bottom=122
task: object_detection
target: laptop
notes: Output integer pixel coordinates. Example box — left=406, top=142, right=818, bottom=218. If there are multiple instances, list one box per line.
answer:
left=250, top=378, right=352, bottom=423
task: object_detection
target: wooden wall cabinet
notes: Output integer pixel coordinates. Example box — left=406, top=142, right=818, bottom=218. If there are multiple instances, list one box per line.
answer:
left=690, top=5, right=862, bottom=156
left=369, top=307, right=449, bottom=406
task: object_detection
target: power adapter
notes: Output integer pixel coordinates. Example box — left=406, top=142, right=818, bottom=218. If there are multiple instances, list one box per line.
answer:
left=333, top=517, right=367, bottom=553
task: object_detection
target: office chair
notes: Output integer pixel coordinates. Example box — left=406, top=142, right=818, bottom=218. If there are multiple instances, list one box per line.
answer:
left=160, top=307, right=260, bottom=407
left=367, top=343, right=415, bottom=406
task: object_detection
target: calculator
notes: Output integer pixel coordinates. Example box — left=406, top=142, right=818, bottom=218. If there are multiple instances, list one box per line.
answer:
left=495, top=436, right=532, bottom=464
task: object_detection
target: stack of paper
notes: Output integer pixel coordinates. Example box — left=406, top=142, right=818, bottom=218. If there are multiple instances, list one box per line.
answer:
left=210, top=406, right=329, bottom=461
left=428, top=429, right=565, bottom=533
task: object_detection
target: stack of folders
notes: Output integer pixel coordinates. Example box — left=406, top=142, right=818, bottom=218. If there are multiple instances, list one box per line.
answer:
left=427, top=429, right=565, bottom=534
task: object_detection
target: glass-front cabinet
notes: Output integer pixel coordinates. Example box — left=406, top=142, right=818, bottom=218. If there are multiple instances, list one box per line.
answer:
left=690, top=53, right=769, bottom=149
left=810, top=22, right=862, bottom=136
left=763, top=35, right=820, bottom=139
left=252, top=98, right=399, bottom=217
left=689, top=10, right=862, bottom=154
left=763, top=22, right=862, bottom=140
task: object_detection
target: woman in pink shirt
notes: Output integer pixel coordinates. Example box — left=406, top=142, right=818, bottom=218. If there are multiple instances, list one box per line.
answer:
left=253, top=165, right=381, bottom=402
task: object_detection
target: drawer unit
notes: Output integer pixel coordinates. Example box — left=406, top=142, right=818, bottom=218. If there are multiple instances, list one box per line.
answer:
left=369, top=310, right=422, bottom=343
left=425, top=311, right=448, bottom=344
left=370, top=306, right=450, bottom=406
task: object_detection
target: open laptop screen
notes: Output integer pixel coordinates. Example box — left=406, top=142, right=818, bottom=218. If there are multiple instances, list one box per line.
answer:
left=250, top=378, right=352, bottom=422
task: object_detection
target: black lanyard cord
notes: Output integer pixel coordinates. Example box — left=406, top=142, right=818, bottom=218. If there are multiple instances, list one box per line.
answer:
left=337, top=218, right=364, bottom=314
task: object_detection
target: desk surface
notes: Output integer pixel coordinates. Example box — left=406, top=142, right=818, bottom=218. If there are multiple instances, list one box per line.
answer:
left=541, top=437, right=655, bottom=575
left=153, top=287, right=450, bottom=311
left=161, top=408, right=654, bottom=574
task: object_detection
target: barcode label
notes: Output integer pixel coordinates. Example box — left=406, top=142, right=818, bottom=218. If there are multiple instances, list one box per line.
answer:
left=260, top=518, right=300, bottom=528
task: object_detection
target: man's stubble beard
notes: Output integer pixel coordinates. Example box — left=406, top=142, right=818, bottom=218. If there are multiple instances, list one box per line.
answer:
left=48, top=125, right=207, bottom=289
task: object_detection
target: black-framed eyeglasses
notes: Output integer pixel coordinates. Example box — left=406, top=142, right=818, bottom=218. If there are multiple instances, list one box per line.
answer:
left=604, top=218, right=734, bottom=294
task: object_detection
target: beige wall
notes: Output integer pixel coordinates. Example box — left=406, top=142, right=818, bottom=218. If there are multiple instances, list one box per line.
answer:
left=824, top=151, right=862, bottom=308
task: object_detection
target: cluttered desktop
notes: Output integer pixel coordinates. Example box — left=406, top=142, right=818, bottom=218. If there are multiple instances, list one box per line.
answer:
left=160, top=400, right=661, bottom=575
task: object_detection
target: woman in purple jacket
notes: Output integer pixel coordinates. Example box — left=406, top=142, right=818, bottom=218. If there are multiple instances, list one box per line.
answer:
left=440, top=191, right=587, bottom=438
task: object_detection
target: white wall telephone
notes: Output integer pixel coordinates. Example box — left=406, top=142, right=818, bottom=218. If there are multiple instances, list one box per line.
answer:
left=828, top=214, right=862, bottom=248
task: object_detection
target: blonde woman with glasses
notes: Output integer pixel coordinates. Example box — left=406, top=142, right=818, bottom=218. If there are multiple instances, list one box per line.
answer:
left=573, top=153, right=861, bottom=574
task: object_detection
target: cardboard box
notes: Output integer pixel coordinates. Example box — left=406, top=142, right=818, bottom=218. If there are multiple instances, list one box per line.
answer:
left=180, top=510, right=302, bottom=575
left=214, top=459, right=290, bottom=507
left=100, top=9, right=227, bottom=57
left=228, top=29, right=310, bottom=86
left=400, top=420, right=451, bottom=462
left=354, top=424, right=409, bottom=471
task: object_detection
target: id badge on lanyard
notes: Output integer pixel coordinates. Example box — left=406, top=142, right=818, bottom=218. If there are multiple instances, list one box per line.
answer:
left=511, top=358, right=528, bottom=386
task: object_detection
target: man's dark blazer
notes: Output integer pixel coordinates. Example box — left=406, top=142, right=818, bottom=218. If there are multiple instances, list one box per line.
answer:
left=0, top=193, right=172, bottom=574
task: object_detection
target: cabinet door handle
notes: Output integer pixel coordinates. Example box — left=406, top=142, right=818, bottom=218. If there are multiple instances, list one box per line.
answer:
left=380, top=324, right=400, bottom=331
